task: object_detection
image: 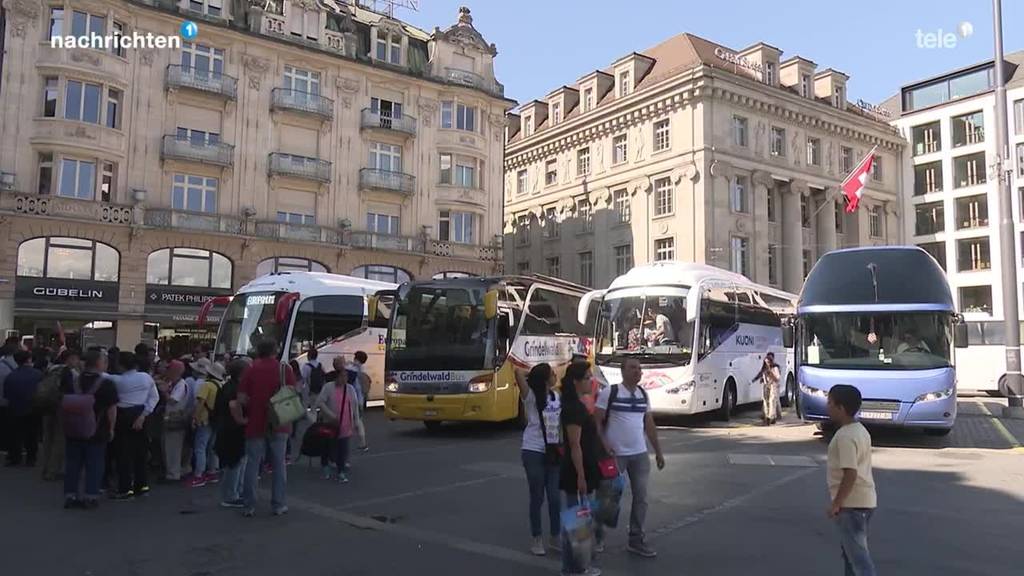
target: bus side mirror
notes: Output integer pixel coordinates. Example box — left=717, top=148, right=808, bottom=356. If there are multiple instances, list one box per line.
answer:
left=782, top=325, right=795, bottom=348
left=367, top=295, right=379, bottom=323
left=954, top=322, right=969, bottom=349
left=484, top=290, right=499, bottom=320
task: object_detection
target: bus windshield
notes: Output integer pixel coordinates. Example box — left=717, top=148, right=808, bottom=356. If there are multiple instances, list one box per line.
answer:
left=216, top=292, right=282, bottom=357
left=800, top=312, right=952, bottom=370
left=597, top=294, right=694, bottom=365
left=390, top=285, right=489, bottom=371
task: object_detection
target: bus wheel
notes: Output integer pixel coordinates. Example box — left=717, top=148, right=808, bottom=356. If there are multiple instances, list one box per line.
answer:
left=717, top=381, right=736, bottom=421
left=423, top=421, right=443, bottom=432
left=925, top=427, right=952, bottom=437
left=781, top=375, right=796, bottom=408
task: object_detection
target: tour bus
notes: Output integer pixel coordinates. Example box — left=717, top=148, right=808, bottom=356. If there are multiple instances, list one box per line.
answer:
left=578, top=261, right=797, bottom=419
left=204, top=272, right=396, bottom=401
left=953, top=320, right=1022, bottom=396
left=374, top=275, right=592, bottom=430
left=785, top=246, right=968, bottom=435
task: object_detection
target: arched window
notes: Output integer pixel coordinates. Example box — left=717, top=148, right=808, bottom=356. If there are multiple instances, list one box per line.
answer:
left=16, top=237, right=119, bottom=281
left=432, top=271, right=475, bottom=280
left=352, top=265, right=411, bottom=284
left=147, top=248, right=232, bottom=289
left=256, top=257, right=329, bottom=277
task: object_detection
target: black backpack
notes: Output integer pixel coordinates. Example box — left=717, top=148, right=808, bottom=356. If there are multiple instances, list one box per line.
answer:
left=603, top=384, right=650, bottom=426
left=308, top=362, right=326, bottom=395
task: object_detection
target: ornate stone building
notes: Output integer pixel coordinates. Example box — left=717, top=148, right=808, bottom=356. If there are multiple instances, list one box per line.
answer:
left=0, top=0, right=509, bottom=352
left=503, top=33, right=906, bottom=291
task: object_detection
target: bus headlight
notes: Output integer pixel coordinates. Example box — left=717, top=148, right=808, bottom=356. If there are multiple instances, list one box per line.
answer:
left=915, top=388, right=954, bottom=403
left=468, top=375, right=491, bottom=393
left=666, top=380, right=694, bottom=394
left=800, top=384, right=828, bottom=399
left=385, top=381, right=399, bottom=393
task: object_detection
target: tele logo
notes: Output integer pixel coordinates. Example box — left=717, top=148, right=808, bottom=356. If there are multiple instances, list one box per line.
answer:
left=915, top=21, right=973, bottom=49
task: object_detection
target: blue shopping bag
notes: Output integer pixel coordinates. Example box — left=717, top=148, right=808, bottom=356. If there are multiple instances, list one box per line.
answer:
left=561, top=496, right=595, bottom=570
left=594, top=474, right=626, bottom=528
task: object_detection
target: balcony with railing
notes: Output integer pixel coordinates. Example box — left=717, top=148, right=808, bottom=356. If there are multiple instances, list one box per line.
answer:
left=348, top=231, right=424, bottom=252
left=161, top=135, right=234, bottom=167
left=1, top=190, right=136, bottom=225
left=165, top=65, right=237, bottom=100
left=144, top=208, right=244, bottom=234
left=268, top=153, right=332, bottom=183
left=441, top=67, right=504, bottom=97
left=271, top=89, right=334, bottom=120
left=428, top=239, right=501, bottom=261
left=360, top=109, right=416, bottom=137
left=255, top=220, right=341, bottom=244
left=359, top=168, right=415, bottom=195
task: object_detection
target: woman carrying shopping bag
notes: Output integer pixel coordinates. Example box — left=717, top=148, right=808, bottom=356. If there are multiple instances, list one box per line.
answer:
left=559, top=360, right=602, bottom=576
left=516, top=362, right=562, bottom=556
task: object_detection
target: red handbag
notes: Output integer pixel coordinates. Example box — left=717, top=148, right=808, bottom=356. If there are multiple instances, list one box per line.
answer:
left=598, top=457, right=619, bottom=479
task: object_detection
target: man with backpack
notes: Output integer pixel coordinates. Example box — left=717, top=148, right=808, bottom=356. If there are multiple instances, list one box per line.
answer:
left=39, top=349, right=81, bottom=480
left=3, top=349, right=43, bottom=467
left=300, top=348, right=325, bottom=399
left=190, top=361, right=226, bottom=488
left=62, top=349, right=118, bottom=509
left=594, top=357, right=665, bottom=559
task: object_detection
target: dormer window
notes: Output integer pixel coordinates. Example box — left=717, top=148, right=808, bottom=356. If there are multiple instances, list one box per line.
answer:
left=582, top=87, right=594, bottom=112
left=290, top=3, right=319, bottom=41
left=375, top=30, right=402, bottom=66
left=551, top=102, right=561, bottom=125
left=833, top=85, right=845, bottom=108
left=800, top=74, right=811, bottom=97
left=524, top=115, right=534, bottom=137
left=618, top=70, right=632, bottom=97
left=764, top=62, right=775, bottom=86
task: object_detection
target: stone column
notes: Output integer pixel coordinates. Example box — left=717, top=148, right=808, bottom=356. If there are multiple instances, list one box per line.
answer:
left=781, top=180, right=806, bottom=292
left=817, top=188, right=838, bottom=257
left=0, top=296, right=13, bottom=335
left=751, top=170, right=773, bottom=284
left=884, top=201, right=899, bottom=245
left=116, top=319, right=145, bottom=350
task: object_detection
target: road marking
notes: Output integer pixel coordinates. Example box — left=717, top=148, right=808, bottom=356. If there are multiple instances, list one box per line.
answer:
left=726, top=454, right=819, bottom=467
left=975, top=402, right=1022, bottom=448
left=337, top=474, right=510, bottom=511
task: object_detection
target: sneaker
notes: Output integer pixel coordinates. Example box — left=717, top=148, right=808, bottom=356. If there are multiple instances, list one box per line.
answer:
left=321, top=466, right=333, bottom=480
left=82, top=499, right=99, bottom=510
left=285, top=457, right=294, bottom=466
left=343, top=462, right=352, bottom=471
left=261, top=463, right=272, bottom=475
left=136, top=485, right=151, bottom=496
left=273, top=505, right=289, bottom=516
left=111, top=491, right=135, bottom=501
left=205, top=472, right=221, bottom=484
left=242, top=507, right=256, bottom=518
left=189, top=477, right=207, bottom=488
left=220, top=499, right=246, bottom=509
left=530, top=537, right=546, bottom=556
left=627, top=540, right=658, bottom=558
left=337, top=473, right=350, bottom=484
left=63, top=497, right=81, bottom=510
left=583, top=569, right=602, bottom=576
left=593, top=539, right=606, bottom=554
left=548, top=536, right=562, bottom=552
left=358, top=445, right=369, bottom=453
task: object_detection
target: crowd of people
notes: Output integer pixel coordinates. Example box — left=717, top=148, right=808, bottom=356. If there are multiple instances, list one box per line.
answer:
left=0, top=335, right=372, bottom=517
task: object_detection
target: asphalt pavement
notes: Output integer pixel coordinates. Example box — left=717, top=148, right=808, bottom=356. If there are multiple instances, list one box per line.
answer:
left=0, top=398, right=1021, bottom=576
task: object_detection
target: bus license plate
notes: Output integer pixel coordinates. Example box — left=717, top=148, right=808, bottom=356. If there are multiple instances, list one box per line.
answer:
left=423, top=410, right=438, bottom=417
left=859, top=411, right=894, bottom=421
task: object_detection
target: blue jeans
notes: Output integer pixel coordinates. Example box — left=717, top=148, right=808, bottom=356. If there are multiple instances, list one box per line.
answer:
left=193, top=425, right=219, bottom=476
left=220, top=456, right=246, bottom=503
left=521, top=450, right=560, bottom=538
left=836, top=508, right=877, bottom=576
left=561, top=492, right=595, bottom=574
left=242, top=434, right=288, bottom=511
left=63, top=439, right=105, bottom=500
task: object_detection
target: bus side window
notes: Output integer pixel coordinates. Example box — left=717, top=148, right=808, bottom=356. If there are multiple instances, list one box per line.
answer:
left=496, top=311, right=512, bottom=360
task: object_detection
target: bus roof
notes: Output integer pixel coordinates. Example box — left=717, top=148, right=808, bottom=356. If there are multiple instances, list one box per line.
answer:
left=236, top=272, right=396, bottom=298
left=798, top=246, right=953, bottom=312
left=607, top=261, right=758, bottom=293
left=399, top=274, right=591, bottom=295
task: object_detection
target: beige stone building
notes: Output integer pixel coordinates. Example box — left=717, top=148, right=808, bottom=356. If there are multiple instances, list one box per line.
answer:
left=0, top=0, right=509, bottom=354
left=503, top=33, right=906, bottom=292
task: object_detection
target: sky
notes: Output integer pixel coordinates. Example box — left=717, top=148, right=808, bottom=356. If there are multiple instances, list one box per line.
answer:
left=399, top=0, right=1024, bottom=109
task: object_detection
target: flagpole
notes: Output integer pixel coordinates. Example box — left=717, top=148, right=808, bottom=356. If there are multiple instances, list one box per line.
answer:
left=991, top=0, right=1024, bottom=414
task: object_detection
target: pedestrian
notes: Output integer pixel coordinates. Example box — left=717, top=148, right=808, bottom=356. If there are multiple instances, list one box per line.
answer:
left=826, top=384, right=878, bottom=576
left=135, top=343, right=155, bottom=375
left=315, top=356, right=358, bottom=483
left=191, top=361, right=226, bottom=487
left=300, top=348, right=325, bottom=399
left=559, top=360, right=602, bottom=576
left=106, top=347, right=122, bottom=375
left=62, top=349, right=118, bottom=510
left=161, top=360, right=192, bottom=482
left=106, top=351, right=159, bottom=500
left=594, top=357, right=665, bottom=558
left=0, top=336, right=22, bottom=454
left=234, top=338, right=296, bottom=517
left=350, top=351, right=370, bottom=451
left=40, top=349, right=81, bottom=480
left=754, top=352, right=783, bottom=426
left=215, top=358, right=250, bottom=508
left=517, top=362, right=562, bottom=556
left=3, top=349, right=43, bottom=467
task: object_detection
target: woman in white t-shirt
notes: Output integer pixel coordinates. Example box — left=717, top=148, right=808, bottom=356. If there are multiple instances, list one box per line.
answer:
left=516, top=362, right=562, bottom=557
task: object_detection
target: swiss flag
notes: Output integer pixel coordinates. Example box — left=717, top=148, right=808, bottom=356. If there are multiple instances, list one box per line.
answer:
left=840, top=146, right=877, bottom=213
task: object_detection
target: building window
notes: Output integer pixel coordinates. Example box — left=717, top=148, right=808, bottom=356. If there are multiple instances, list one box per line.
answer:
left=914, top=201, right=945, bottom=236
left=577, top=199, right=593, bottom=233
left=256, top=257, right=328, bottom=276
left=954, top=152, right=987, bottom=188
left=99, top=162, right=114, bottom=203
left=43, top=77, right=58, bottom=117
left=543, top=207, right=559, bottom=239
left=832, top=85, right=845, bottom=108
left=579, top=252, right=594, bottom=286
left=171, top=174, right=217, bottom=213
left=545, top=159, right=558, bottom=186
left=284, top=66, right=321, bottom=96
left=516, top=215, right=531, bottom=246
left=188, top=0, right=223, bottom=17
left=730, top=236, right=749, bottom=277
left=577, top=147, right=590, bottom=176
left=614, top=189, right=631, bottom=224
left=912, top=122, right=941, bottom=155
left=871, top=155, right=883, bottom=182
left=764, top=61, right=775, bottom=85
left=58, top=158, right=96, bottom=200
left=1014, top=98, right=1024, bottom=135
left=64, top=80, right=102, bottom=124
left=352, top=265, right=411, bottom=284
left=1016, top=143, right=1024, bottom=178
left=17, top=237, right=119, bottom=282
left=806, top=137, right=821, bottom=166
left=730, top=176, right=749, bottom=214
left=957, top=237, right=991, bottom=272
left=952, top=111, right=985, bottom=147
left=441, top=100, right=476, bottom=132
left=551, top=102, right=561, bottom=125
left=438, top=210, right=475, bottom=244
left=768, top=244, right=778, bottom=285
left=902, top=67, right=994, bottom=112
left=545, top=257, right=560, bottom=278
left=516, top=262, right=530, bottom=275
left=733, top=115, right=748, bottom=147
left=176, top=127, right=220, bottom=146
left=612, top=134, right=628, bottom=164
left=367, top=212, right=400, bottom=235
left=770, top=127, right=786, bottom=157
left=800, top=194, right=810, bottom=229
left=959, top=285, right=992, bottom=315
left=614, top=245, right=632, bottom=276
left=654, top=177, right=673, bottom=216
left=653, top=119, right=670, bottom=152
left=618, top=70, right=631, bottom=97
left=767, top=187, right=777, bottom=223
left=369, top=142, right=402, bottom=172
left=582, top=87, right=594, bottom=112
left=919, top=242, right=946, bottom=271
left=48, top=7, right=64, bottom=40
left=869, top=206, right=882, bottom=238
left=517, top=169, right=528, bottom=195
left=800, top=74, right=811, bottom=97
left=181, top=42, right=225, bottom=76
left=955, top=195, right=988, bottom=230
left=835, top=201, right=845, bottom=234
left=106, top=88, right=121, bottom=129
left=276, top=211, right=314, bottom=225
left=654, top=238, right=675, bottom=261
left=803, top=250, right=812, bottom=279
left=146, top=247, right=231, bottom=288
left=375, top=30, right=402, bottom=65
left=439, top=154, right=479, bottom=188
left=840, top=146, right=853, bottom=173
left=914, top=161, right=943, bottom=196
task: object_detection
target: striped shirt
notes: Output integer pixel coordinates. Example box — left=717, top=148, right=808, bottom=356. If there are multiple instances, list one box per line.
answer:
left=596, top=384, right=650, bottom=457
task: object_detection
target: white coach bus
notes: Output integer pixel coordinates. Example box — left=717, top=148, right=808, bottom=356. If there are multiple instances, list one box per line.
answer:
left=579, top=262, right=797, bottom=419
left=955, top=320, right=1019, bottom=396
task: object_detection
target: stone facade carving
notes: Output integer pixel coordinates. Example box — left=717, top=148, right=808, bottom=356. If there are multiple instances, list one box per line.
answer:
left=432, top=7, right=497, bottom=56
left=754, top=121, right=766, bottom=157
left=69, top=50, right=103, bottom=67
left=242, top=55, right=270, bottom=90
left=419, top=97, right=438, bottom=127
left=825, top=141, right=834, bottom=175
left=3, top=0, right=40, bottom=38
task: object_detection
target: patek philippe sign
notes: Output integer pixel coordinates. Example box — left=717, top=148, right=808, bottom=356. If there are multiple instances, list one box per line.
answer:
left=144, top=286, right=231, bottom=324
left=15, top=277, right=120, bottom=307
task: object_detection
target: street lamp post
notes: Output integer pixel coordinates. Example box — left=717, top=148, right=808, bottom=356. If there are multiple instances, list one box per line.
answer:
left=991, top=0, right=1024, bottom=414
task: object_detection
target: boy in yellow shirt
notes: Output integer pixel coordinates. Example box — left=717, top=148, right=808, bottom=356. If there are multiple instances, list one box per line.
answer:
left=191, top=362, right=226, bottom=488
